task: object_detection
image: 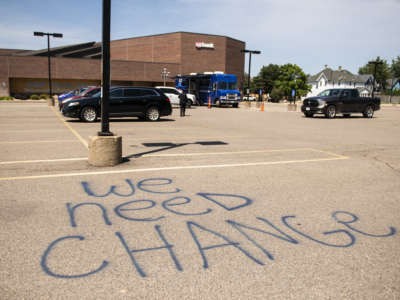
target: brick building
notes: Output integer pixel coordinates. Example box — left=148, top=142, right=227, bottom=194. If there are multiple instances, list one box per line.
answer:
left=0, top=32, right=245, bottom=97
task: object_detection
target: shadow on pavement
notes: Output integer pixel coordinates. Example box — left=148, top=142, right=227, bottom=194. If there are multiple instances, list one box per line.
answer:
left=124, top=141, right=228, bottom=159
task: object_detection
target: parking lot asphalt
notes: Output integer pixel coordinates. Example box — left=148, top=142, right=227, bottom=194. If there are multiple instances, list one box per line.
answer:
left=1, top=102, right=399, bottom=299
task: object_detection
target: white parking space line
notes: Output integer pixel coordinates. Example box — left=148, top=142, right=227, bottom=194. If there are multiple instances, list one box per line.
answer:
left=0, top=157, right=87, bottom=165
left=308, top=148, right=349, bottom=159
left=124, top=135, right=244, bottom=141
left=3, top=129, right=69, bottom=132
left=143, top=148, right=315, bottom=157
left=0, top=140, right=78, bottom=144
left=0, top=156, right=349, bottom=181
left=51, top=107, right=88, bottom=149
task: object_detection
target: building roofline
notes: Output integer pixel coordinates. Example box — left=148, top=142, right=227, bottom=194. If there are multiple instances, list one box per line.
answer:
left=112, top=31, right=245, bottom=44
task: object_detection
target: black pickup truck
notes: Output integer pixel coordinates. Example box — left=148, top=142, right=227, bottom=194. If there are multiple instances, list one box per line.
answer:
left=301, top=88, right=380, bottom=118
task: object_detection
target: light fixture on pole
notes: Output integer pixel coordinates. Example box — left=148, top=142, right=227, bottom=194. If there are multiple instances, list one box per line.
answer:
left=161, top=68, right=170, bottom=86
left=33, top=31, right=63, bottom=103
left=241, top=49, right=261, bottom=96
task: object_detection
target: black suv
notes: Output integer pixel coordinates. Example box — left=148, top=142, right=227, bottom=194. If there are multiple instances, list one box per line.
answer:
left=62, top=86, right=172, bottom=122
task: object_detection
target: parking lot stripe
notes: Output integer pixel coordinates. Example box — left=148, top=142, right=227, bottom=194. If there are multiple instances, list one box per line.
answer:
left=308, top=148, right=349, bottom=159
left=125, top=135, right=244, bottom=141
left=143, top=148, right=313, bottom=157
left=0, top=140, right=78, bottom=144
left=51, top=107, right=88, bottom=149
left=0, top=157, right=87, bottom=165
left=0, top=156, right=348, bottom=181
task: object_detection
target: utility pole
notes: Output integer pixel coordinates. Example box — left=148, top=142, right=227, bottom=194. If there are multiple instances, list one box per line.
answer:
left=88, top=0, right=122, bottom=168
left=368, top=59, right=384, bottom=98
left=33, top=31, right=63, bottom=101
left=241, top=49, right=261, bottom=97
left=99, top=0, right=113, bottom=136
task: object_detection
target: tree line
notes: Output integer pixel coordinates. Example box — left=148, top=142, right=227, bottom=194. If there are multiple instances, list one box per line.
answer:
left=244, top=56, right=400, bottom=101
left=358, top=56, right=400, bottom=93
left=244, top=63, right=311, bottom=102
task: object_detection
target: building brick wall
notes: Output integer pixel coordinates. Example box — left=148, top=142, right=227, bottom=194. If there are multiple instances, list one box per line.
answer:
left=111, top=33, right=181, bottom=64
left=0, top=57, right=10, bottom=96
left=1, top=32, right=245, bottom=96
left=180, top=33, right=226, bottom=75
left=225, top=38, right=245, bottom=87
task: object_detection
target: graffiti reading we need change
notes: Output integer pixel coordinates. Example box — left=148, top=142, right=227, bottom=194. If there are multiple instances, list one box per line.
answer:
left=41, top=178, right=396, bottom=279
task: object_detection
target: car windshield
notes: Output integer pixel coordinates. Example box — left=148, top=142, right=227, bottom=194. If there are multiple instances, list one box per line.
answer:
left=217, top=82, right=238, bottom=90
left=84, top=88, right=100, bottom=97
left=74, top=88, right=86, bottom=96
left=92, top=91, right=101, bottom=98
left=318, top=89, right=340, bottom=97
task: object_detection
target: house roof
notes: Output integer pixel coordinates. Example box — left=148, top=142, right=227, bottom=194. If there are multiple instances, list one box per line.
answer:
left=309, top=67, right=373, bottom=84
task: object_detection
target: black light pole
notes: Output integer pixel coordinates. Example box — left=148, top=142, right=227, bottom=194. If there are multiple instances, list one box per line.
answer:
left=99, top=0, right=113, bottom=136
left=368, top=59, right=383, bottom=98
left=241, top=49, right=261, bottom=97
left=33, top=31, right=63, bottom=98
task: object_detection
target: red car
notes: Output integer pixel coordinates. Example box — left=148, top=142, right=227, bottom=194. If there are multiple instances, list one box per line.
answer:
left=59, top=87, right=101, bottom=110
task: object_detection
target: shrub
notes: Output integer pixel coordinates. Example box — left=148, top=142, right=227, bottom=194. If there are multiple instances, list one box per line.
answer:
left=39, top=94, right=50, bottom=99
left=382, top=89, right=400, bottom=96
left=30, top=94, right=40, bottom=100
left=269, top=87, right=285, bottom=102
left=0, top=96, right=14, bottom=100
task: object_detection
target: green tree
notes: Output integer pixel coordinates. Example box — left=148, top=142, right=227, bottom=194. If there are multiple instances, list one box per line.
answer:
left=391, top=56, right=400, bottom=79
left=274, top=63, right=311, bottom=99
left=358, top=56, right=391, bottom=90
left=252, top=64, right=281, bottom=94
left=269, top=87, right=285, bottom=102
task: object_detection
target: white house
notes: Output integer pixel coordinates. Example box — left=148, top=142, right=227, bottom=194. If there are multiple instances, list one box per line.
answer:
left=307, top=65, right=374, bottom=97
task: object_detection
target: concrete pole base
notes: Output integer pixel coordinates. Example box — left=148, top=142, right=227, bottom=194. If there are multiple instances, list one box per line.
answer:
left=287, top=103, right=297, bottom=111
left=88, top=135, right=122, bottom=167
left=47, top=98, right=55, bottom=106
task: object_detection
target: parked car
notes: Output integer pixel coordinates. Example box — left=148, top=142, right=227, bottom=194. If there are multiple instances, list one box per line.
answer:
left=58, top=87, right=88, bottom=104
left=156, top=86, right=197, bottom=107
left=242, top=95, right=257, bottom=101
left=59, top=87, right=101, bottom=110
left=301, top=88, right=380, bottom=118
left=62, top=86, right=172, bottom=122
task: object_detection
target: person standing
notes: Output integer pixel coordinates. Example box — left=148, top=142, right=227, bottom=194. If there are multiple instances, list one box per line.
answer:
left=179, top=91, right=188, bottom=117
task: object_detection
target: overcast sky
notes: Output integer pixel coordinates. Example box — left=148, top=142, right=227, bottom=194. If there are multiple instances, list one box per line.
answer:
left=0, top=0, right=399, bottom=76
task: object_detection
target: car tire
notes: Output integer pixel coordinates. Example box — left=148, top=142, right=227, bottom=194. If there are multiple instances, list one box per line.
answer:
left=304, top=112, right=313, bottom=118
left=215, top=99, right=221, bottom=107
left=325, top=105, right=336, bottom=119
left=186, top=100, right=192, bottom=109
left=80, top=106, right=97, bottom=122
left=232, top=103, right=238, bottom=108
left=146, top=106, right=160, bottom=121
left=363, top=105, right=374, bottom=118
left=343, top=114, right=351, bottom=118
